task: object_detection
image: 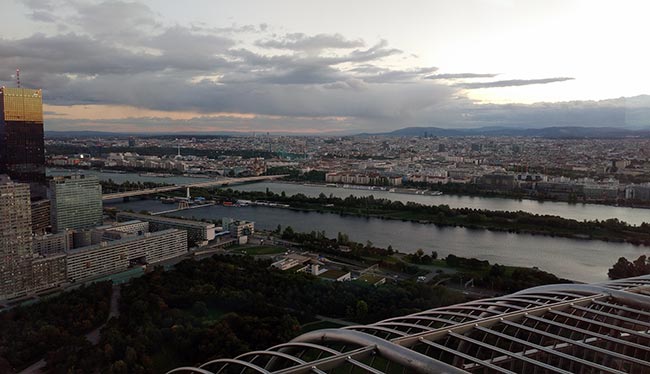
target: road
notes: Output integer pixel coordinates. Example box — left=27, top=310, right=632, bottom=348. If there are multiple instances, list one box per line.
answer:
left=102, top=174, right=287, bottom=200
left=86, top=285, right=121, bottom=345
left=17, top=286, right=121, bottom=374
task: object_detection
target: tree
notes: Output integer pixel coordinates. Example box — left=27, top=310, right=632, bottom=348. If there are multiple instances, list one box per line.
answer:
left=608, top=255, right=650, bottom=279
left=431, top=250, right=438, bottom=260
left=282, top=226, right=295, bottom=239
left=446, top=254, right=460, bottom=267
left=355, top=300, right=368, bottom=321
left=111, top=360, right=128, bottom=374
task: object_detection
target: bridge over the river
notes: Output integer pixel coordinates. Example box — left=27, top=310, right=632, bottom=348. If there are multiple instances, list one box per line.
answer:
left=102, top=175, right=286, bottom=201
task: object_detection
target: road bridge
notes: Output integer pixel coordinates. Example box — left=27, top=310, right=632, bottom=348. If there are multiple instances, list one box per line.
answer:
left=102, top=175, right=286, bottom=201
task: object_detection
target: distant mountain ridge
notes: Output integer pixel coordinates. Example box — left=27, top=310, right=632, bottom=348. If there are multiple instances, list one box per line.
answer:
left=46, top=126, right=650, bottom=138
left=365, top=126, right=650, bottom=138
left=45, top=130, right=238, bottom=138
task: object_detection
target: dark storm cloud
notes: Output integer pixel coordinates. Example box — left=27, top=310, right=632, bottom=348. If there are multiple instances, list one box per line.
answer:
left=10, top=0, right=649, bottom=133
left=457, top=77, right=574, bottom=89
left=425, top=73, right=498, bottom=79
left=6, top=0, right=445, bottom=130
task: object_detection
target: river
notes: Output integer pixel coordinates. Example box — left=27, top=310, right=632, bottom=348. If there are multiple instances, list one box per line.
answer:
left=106, top=199, right=647, bottom=283
left=231, top=182, right=650, bottom=226
left=48, top=168, right=649, bottom=225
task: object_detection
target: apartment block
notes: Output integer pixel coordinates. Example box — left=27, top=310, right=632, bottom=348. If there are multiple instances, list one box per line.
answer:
left=116, top=212, right=215, bottom=246
left=66, top=229, right=187, bottom=283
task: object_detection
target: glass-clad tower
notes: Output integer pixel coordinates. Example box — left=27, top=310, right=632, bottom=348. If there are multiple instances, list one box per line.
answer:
left=0, top=87, right=47, bottom=200
left=50, top=175, right=102, bottom=232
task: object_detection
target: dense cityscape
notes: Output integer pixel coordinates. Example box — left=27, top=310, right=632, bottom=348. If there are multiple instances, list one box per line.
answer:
left=2, top=1, right=650, bottom=374
left=47, top=134, right=650, bottom=204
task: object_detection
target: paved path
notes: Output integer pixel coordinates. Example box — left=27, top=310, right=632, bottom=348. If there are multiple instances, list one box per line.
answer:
left=17, top=359, right=45, bottom=374
left=18, top=286, right=122, bottom=374
left=85, top=285, right=121, bottom=345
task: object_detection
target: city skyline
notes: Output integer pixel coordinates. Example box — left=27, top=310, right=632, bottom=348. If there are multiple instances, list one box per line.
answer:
left=1, top=1, right=649, bottom=134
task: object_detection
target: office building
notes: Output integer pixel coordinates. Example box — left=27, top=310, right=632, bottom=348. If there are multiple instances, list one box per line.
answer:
left=116, top=212, right=215, bottom=246
left=50, top=175, right=103, bottom=232
left=625, top=184, right=650, bottom=201
left=66, top=229, right=187, bottom=283
left=0, top=87, right=47, bottom=200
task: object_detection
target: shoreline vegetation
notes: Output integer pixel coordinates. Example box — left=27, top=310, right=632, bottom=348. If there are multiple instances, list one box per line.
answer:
left=52, top=164, right=650, bottom=209
left=210, top=188, right=650, bottom=246
left=270, top=177, right=650, bottom=210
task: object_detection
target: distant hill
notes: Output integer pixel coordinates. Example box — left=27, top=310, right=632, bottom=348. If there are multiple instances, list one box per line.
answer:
left=365, top=126, right=650, bottom=138
left=44, top=130, right=234, bottom=138
left=45, top=130, right=134, bottom=138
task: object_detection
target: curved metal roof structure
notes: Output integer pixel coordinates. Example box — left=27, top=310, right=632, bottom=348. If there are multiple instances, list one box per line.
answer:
left=169, top=275, right=650, bottom=374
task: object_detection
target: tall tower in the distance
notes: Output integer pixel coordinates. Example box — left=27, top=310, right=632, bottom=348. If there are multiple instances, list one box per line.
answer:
left=0, top=86, right=47, bottom=200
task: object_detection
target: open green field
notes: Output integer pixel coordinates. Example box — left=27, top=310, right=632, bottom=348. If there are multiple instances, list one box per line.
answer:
left=235, top=246, right=287, bottom=255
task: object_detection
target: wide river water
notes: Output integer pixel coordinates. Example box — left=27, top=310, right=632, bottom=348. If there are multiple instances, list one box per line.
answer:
left=106, top=198, right=648, bottom=283
left=48, top=168, right=650, bottom=225
left=50, top=168, right=649, bottom=282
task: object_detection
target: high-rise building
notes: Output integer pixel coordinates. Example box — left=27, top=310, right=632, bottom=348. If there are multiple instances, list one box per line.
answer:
left=30, top=198, right=51, bottom=234
left=0, top=87, right=46, bottom=200
left=50, top=175, right=103, bottom=232
left=0, top=175, right=33, bottom=256
left=0, top=175, right=34, bottom=299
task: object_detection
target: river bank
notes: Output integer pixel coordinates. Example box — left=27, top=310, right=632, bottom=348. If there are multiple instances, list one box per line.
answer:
left=106, top=198, right=646, bottom=282
left=216, top=189, right=650, bottom=247
left=275, top=179, right=650, bottom=210
left=48, top=167, right=650, bottom=224
left=232, top=181, right=650, bottom=225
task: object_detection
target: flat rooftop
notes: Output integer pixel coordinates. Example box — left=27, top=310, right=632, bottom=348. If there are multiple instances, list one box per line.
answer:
left=117, top=212, right=215, bottom=228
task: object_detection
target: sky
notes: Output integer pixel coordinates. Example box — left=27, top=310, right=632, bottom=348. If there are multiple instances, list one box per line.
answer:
left=1, top=0, right=649, bottom=134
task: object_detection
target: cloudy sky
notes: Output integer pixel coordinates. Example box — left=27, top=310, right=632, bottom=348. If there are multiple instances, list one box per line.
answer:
left=2, top=0, right=650, bottom=134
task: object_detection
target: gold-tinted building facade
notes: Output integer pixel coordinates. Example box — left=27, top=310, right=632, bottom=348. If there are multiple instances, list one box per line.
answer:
left=1, top=87, right=44, bottom=122
left=0, top=86, right=47, bottom=200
